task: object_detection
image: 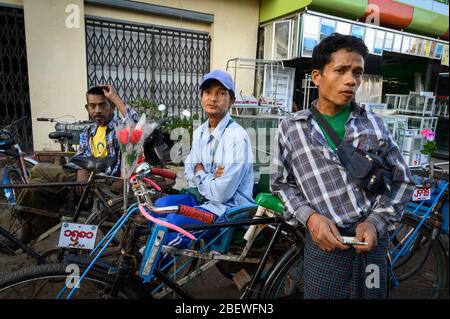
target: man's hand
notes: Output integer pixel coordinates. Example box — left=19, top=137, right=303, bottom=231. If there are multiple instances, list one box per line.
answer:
left=76, top=169, right=90, bottom=195
left=214, top=165, right=225, bottom=178
left=98, top=84, right=118, bottom=100
left=194, top=163, right=204, bottom=174
left=354, top=222, right=378, bottom=253
left=97, top=84, right=126, bottom=116
left=306, top=212, right=349, bottom=252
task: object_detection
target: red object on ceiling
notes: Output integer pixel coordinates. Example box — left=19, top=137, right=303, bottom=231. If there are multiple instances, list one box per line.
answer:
left=360, top=0, right=414, bottom=30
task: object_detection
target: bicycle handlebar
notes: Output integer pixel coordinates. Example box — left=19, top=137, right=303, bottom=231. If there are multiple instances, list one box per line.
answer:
left=138, top=205, right=196, bottom=240
left=36, top=117, right=92, bottom=125
left=36, top=117, right=54, bottom=122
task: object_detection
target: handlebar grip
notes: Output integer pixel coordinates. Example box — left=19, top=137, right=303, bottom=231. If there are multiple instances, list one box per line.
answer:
left=37, top=117, right=52, bottom=122
left=177, top=205, right=215, bottom=224
left=151, top=167, right=177, bottom=180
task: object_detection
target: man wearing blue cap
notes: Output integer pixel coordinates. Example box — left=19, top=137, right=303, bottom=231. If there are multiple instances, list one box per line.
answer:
left=153, top=69, right=254, bottom=253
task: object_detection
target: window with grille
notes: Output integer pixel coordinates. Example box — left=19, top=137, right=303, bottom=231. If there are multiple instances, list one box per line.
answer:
left=85, top=17, right=211, bottom=117
left=0, top=6, right=33, bottom=153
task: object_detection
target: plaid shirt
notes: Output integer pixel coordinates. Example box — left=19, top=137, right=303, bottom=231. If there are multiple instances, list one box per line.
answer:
left=270, top=101, right=415, bottom=238
left=66, top=105, right=140, bottom=176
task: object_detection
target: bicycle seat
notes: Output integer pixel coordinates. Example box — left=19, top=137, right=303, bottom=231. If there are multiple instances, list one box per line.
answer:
left=255, top=193, right=283, bottom=215
left=49, top=131, right=73, bottom=140
left=69, top=156, right=115, bottom=173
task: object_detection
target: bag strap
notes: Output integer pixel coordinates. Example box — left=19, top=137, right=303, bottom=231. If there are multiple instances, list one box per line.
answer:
left=309, top=105, right=342, bottom=148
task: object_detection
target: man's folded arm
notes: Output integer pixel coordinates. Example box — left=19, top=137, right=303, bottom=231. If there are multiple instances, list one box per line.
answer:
left=196, top=140, right=250, bottom=203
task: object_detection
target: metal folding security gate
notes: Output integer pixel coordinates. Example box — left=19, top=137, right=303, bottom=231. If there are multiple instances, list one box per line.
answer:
left=0, top=6, right=33, bottom=153
left=85, top=17, right=211, bottom=116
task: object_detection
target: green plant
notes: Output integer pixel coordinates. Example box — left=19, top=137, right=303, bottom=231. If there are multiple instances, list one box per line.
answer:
left=420, top=129, right=438, bottom=183
left=162, top=114, right=194, bottom=138
left=128, top=98, right=161, bottom=119
left=128, top=98, right=195, bottom=139
left=420, top=129, right=437, bottom=156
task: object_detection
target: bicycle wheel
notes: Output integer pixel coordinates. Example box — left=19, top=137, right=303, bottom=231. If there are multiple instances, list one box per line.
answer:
left=0, top=263, right=148, bottom=299
left=260, top=245, right=304, bottom=299
left=389, top=214, right=448, bottom=299
left=83, top=194, right=137, bottom=243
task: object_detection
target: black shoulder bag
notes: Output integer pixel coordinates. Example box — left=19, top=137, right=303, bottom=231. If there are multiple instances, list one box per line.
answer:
left=310, top=105, right=393, bottom=195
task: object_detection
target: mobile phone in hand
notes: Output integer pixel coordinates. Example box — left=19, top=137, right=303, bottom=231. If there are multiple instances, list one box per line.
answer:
left=341, top=236, right=368, bottom=246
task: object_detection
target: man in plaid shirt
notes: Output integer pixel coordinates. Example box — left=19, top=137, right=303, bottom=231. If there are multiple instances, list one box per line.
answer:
left=66, top=85, right=140, bottom=180
left=16, top=85, right=139, bottom=241
left=270, top=33, right=414, bottom=298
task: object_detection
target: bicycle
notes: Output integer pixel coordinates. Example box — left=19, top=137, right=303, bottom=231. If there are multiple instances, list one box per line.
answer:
left=1, top=117, right=39, bottom=252
left=0, top=161, right=305, bottom=299
left=35, top=117, right=92, bottom=165
left=0, top=116, right=38, bottom=202
left=388, top=164, right=449, bottom=299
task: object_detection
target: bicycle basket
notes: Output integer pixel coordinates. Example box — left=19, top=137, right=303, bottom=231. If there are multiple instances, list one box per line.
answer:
left=55, top=123, right=90, bottom=145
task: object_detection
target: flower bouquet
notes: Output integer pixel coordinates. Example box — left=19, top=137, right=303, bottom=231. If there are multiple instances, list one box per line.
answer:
left=420, top=129, right=437, bottom=183
left=115, top=114, right=157, bottom=179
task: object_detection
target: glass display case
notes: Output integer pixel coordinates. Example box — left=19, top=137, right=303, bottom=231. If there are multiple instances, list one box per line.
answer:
left=226, top=58, right=294, bottom=112
left=405, top=115, right=438, bottom=131
left=397, top=92, right=436, bottom=116
left=379, top=114, right=408, bottom=141
left=396, top=128, right=426, bottom=166
left=384, top=94, right=408, bottom=110
left=433, top=96, right=449, bottom=118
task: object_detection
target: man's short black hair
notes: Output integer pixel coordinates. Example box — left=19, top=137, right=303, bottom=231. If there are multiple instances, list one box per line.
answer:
left=311, top=33, right=369, bottom=72
left=86, top=86, right=105, bottom=96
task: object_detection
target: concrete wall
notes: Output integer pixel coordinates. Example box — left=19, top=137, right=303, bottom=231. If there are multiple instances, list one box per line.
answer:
left=23, top=0, right=88, bottom=151
left=1, top=0, right=260, bottom=150
left=0, top=0, right=23, bottom=6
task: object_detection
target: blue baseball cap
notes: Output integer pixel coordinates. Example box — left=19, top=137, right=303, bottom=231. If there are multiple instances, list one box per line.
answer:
left=200, top=70, right=235, bottom=97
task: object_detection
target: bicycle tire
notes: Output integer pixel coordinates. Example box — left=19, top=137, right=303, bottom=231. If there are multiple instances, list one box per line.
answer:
left=259, top=245, right=304, bottom=299
left=389, top=214, right=448, bottom=299
left=0, top=263, right=149, bottom=299
left=84, top=196, right=133, bottom=240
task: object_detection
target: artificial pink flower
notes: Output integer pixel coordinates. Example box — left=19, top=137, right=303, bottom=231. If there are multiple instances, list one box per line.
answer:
left=426, top=131, right=436, bottom=141
left=420, top=129, right=436, bottom=141
left=420, top=129, right=432, bottom=137
left=130, top=129, right=143, bottom=144
left=117, top=128, right=129, bottom=144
